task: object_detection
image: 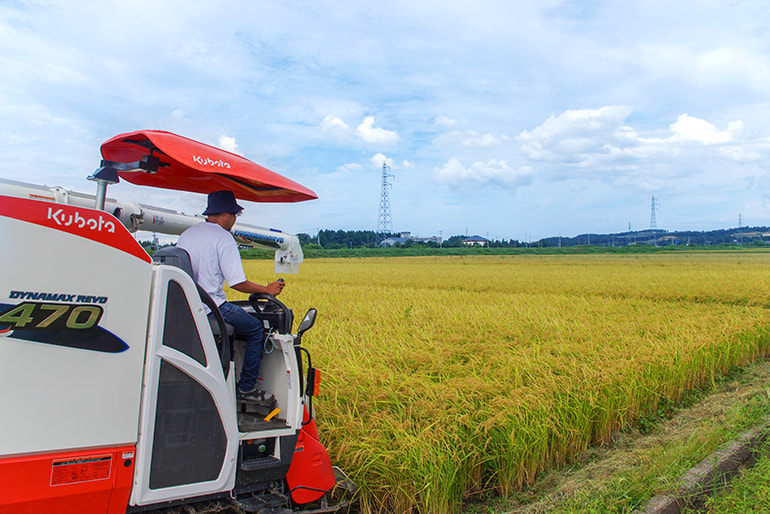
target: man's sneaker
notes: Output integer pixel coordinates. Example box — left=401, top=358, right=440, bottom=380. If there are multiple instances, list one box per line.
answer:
left=237, top=387, right=276, bottom=405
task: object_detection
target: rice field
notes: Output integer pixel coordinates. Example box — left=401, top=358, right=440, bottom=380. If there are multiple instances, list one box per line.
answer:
left=233, top=252, right=770, bottom=513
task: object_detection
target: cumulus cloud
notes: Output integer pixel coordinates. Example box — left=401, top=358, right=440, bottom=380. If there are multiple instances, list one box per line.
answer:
left=370, top=152, right=393, bottom=168
left=433, top=157, right=534, bottom=189
left=517, top=106, right=635, bottom=160
left=516, top=107, right=756, bottom=172
left=357, top=116, right=399, bottom=145
left=511, top=106, right=770, bottom=194
left=322, top=115, right=399, bottom=145
left=320, top=114, right=350, bottom=138
left=217, top=135, right=241, bottom=154
left=668, top=114, right=742, bottom=144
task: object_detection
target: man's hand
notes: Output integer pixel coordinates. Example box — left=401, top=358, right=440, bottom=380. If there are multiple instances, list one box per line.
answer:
left=265, top=280, right=285, bottom=296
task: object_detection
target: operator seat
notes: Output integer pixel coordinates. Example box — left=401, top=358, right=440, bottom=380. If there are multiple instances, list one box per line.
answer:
left=152, top=246, right=233, bottom=377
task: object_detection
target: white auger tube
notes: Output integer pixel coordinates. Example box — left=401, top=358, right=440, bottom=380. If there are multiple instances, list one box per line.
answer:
left=0, top=178, right=304, bottom=273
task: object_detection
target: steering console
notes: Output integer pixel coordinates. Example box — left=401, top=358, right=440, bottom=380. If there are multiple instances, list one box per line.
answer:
left=248, top=293, right=294, bottom=334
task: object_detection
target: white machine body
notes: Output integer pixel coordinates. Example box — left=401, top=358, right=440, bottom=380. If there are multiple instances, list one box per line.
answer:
left=0, top=194, right=340, bottom=513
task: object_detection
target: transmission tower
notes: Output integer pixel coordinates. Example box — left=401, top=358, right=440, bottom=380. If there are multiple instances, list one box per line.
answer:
left=376, top=162, right=394, bottom=238
left=650, top=196, right=660, bottom=246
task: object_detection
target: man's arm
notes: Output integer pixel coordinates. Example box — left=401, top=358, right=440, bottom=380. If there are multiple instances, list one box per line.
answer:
left=230, top=279, right=285, bottom=296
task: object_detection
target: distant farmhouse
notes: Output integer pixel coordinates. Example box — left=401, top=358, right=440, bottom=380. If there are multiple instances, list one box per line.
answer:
left=462, top=235, right=490, bottom=247
left=380, top=232, right=443, bottom=247
left=379, top=236, right=408, bottom=247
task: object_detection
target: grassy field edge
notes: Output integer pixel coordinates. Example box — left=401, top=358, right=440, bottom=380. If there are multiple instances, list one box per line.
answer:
left=465, top=357, right=770, bottom=513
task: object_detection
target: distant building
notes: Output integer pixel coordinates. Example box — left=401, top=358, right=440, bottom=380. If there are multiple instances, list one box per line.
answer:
left=380, top=237, right=408, bottom=247
left=411, top=235, right=442, bottom=244
left=462, top=235, right=489, bottom=247
left=380, top=231, right=443, bottom=247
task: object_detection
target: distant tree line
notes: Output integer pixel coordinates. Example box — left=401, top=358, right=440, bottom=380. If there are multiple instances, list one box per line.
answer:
left=139, top=226, right=770, bottom=254
left=538, top=227, right=770, bottom=247
left=297, top=230, right=527, bottom=249
left=298, top=230, right=380, bottom=248
left=294, top=226, right=770, bottom=250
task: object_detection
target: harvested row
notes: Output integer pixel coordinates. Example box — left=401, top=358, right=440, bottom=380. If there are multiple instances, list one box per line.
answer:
left=235, top=252, right=770, bottom=513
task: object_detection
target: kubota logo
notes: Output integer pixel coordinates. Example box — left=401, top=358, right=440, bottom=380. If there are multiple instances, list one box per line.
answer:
left=47, top=207, right=116, bottom=233
left=192, top=155, right=231, bottom=168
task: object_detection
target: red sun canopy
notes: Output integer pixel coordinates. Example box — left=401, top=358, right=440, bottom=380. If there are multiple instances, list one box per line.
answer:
left=100, top=130, right=317, bottom=203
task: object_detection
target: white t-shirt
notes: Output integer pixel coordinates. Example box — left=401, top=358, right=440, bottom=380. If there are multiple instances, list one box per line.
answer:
left=177, top=221, right=247, bottom=309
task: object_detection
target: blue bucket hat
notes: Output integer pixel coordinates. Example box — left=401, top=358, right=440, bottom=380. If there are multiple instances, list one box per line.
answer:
left=202, top=190, right=244, bottom=215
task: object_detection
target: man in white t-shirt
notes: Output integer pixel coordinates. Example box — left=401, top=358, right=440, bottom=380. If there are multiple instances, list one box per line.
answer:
left=177, top=190, right=285, bottom=403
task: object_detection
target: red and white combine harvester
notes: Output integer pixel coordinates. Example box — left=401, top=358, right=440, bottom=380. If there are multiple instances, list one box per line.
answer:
left=0, top=130, right=357, bottom=513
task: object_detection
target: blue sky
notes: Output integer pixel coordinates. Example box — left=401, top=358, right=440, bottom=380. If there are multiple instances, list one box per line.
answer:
left=2, top=0, right=770, bottom=242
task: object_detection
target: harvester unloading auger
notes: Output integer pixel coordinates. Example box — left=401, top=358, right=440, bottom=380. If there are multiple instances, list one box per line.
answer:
left=0, top=130, right=358, bottom=513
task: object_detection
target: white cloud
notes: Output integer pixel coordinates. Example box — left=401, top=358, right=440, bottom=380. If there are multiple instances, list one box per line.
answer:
left=217, top=135, right=241, bottom=154
left=433, top=157, right=534, bottom=189
left=370, top=153, right=393, bottom=168
left=508, top=106, right=770, bottom=198
left=669, top=114, right=741, bottom=144
left=320, top=114, right=350, bottom=138
left=338, top=162, right=362, bottom=173
left=514, top=107, right=754, bottom=173
left=356, top=116, right=399, bottom=145
left=517, top=106, right=635, bottom=160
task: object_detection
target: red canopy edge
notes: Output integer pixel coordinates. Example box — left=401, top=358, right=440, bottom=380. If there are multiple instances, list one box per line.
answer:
left=100, top=130, right=317, bottom=203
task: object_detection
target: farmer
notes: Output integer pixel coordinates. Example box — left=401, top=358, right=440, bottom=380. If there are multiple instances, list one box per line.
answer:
left=177, top=190, right=284, bottom=403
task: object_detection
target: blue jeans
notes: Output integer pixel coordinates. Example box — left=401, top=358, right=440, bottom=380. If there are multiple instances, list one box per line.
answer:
left=216, top=302, right=265, bottom=392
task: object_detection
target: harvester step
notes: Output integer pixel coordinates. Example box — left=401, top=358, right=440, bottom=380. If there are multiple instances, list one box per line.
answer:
left=240, top=455, right=281, bottom=472
left=231, top=489, right=291, bottom=513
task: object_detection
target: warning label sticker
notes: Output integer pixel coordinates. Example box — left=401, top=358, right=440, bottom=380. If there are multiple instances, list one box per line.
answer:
left=50, top=454, right=112, bottom=486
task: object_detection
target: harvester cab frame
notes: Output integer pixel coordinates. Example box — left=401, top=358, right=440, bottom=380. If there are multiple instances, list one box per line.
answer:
left=0, top=130, right=357, bottom=513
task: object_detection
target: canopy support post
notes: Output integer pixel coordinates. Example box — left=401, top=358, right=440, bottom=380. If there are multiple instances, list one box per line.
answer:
left=87, top=162, right=120, bottom=211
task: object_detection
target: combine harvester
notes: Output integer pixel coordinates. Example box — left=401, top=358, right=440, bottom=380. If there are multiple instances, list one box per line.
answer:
left=0, top=130, right=357, bottom=513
